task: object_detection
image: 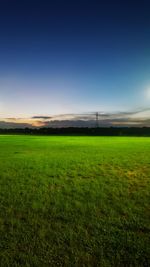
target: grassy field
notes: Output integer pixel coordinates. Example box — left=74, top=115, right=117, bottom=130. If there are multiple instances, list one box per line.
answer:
left=0, top=136, right=150, bottom=267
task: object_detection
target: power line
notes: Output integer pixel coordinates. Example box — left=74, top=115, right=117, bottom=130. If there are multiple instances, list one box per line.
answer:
left=96, top=112, right=99, bottom=127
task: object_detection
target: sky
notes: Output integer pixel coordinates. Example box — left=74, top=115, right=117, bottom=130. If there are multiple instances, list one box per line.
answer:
left=0, top=0, right=150, bottom=127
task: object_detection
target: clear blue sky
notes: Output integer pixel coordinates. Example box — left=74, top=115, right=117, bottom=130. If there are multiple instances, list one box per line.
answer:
left=0, top=0, right=150, bottom=117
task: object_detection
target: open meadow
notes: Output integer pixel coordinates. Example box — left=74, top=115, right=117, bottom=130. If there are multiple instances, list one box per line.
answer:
left=0, top=135, right=150, bottom=267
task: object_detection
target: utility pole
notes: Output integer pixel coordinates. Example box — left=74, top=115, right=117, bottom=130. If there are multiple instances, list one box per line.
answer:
left=96, top=112, right=99, bottom=127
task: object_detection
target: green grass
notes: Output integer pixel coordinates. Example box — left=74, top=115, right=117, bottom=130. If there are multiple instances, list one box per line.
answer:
left=0, top=136, right=150, bottom=267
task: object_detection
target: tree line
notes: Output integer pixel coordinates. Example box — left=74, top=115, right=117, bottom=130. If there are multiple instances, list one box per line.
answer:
left=0, top=127, right=150, bottom=136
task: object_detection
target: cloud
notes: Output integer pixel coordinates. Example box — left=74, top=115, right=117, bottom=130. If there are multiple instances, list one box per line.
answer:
left=0, top=121, right=33, bottom=129
left=1, top=108, right=150, bottom=128
left=32, top=116, right=52, bottom=120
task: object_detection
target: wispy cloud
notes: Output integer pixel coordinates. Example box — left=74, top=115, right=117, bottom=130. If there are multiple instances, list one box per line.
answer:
left=32, top=116, right=52, bottom=120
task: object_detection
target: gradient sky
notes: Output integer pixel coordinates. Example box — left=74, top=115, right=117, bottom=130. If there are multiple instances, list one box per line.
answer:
left=0, top=0, right=150, bottom=119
